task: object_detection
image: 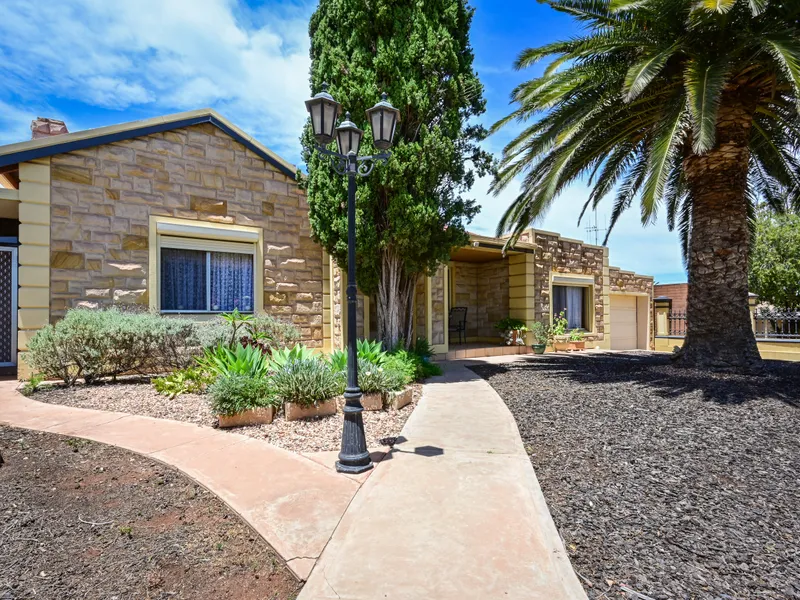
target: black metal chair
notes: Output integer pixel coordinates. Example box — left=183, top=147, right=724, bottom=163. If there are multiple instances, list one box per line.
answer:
left=448, top=306, right=467, bottom=344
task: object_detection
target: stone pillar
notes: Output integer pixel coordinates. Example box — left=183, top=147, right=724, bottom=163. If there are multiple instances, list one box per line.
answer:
left=599, top=247, right=611, bottom=349
left=654, top=296, right=672, bottom=336
left=508, top=253, right=535, bottom=345
left=322, top=250, right=332, bottom=352
left=17, top=158, right=51, bottom=378
left=748, top=292, right=759, bottom=333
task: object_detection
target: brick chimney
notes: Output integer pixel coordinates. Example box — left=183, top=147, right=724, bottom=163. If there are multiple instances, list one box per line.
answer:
left=30, top=117, right=69, bottom=139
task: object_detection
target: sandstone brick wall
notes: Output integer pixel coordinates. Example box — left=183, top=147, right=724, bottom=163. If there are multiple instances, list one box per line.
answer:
left=608, top=267, right=654, bottom=296
left=430, top=265, right=446, bottom=345
left=48, top=123, right=324, bottom=346
left=532, top=231, right=606, bottom=340
left=451, top=259, right=509, bottom=340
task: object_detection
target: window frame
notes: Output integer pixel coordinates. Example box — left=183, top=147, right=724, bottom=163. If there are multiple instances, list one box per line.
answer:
left=550, top=274, right=595, bottom=333
left=149, top=217, right=264, bottom=315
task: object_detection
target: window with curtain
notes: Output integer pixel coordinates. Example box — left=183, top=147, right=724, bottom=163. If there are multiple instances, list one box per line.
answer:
left=552, top=285, right=587, bottom=329
left=161, top=244, right=254, bottom=313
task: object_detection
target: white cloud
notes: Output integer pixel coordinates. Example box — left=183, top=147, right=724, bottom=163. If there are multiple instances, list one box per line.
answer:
left=0, top=0, right=314, bottom=160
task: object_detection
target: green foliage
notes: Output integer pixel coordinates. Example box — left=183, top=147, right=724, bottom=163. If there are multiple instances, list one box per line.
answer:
left=411, top=337, right=435, bottom=361
left=246, top=313, right=300, bottom=349
left=304, top=0, right=492, bottom=343
left=569, top=329, right=585, bottom=341
left=153, top=367, right=212, bottom=399
left=494, top=317, right=528, bottom=332
left=492, top=0, right=800, bottom=258
left=551, top=310, right=569, bottom=337
left=24, top=308, right=204, bottom=386
left=749, top=210, right=800, bottom=309
left=20, top=373, right=45, bottom=397
left=271, top=358, right=342, bottom=406
left=357, top=358, right=394, bottom=393
left=356, top=339, right=387, bottom=366
left=419, top=360, right=443, bottom=378
left=269, top=345, right=317, bottom=369
left=208, top=374, right=276, bottom=416
left=196, top=344, right=272, bottom=379
left=529, top=322, right=550, bottom=345
left=327, top=349, right=348, bottom=372
left=382, top=354, right=416, bottom=389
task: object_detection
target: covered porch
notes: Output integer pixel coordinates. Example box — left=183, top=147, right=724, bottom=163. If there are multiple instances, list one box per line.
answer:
left=413, top=233, right=538, bottom=358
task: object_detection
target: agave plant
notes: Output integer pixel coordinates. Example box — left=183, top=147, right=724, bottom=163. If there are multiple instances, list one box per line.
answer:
left=195, top=343, right=271, bottom=379
left=268, top=344, right=318, bottom=369
left=492, top=0, right=800, bottom=369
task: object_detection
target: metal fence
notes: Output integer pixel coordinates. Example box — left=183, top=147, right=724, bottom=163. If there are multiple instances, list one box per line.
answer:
left=754, top=311, right=800, bottom=340
left=666, top=310, right=800, bottom=340
left=668, top=310, right=687, bottom=336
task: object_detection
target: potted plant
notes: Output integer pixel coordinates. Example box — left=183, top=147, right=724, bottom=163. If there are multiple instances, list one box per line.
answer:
left=529, top=322, right=549, bottom=354
left=494, top=317, right=529, bottom=346
left=209, top=373, right=278, bottom=428
left=550, top=310, right=570, bottom=352
left=567, top=329, right=586, bottom=351
left=272, top=356, right=340, bottom=420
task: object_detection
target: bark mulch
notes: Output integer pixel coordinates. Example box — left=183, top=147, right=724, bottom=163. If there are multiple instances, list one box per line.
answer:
left=33, top=381, right=421, bottom=454
left=0, top=426, right=301, bottom=600
left=470, top=352, right=800, bottom=600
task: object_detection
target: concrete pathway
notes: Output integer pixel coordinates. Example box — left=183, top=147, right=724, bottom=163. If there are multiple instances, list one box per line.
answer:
left=299, top=361, right=587, bottom=600
left=0, top=381, right=370, bottom=581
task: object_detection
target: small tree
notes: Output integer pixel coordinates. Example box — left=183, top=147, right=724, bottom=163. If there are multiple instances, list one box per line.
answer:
left=749, top=210, right=800, bottom=310
left=303, top=0, right=492, bottom=349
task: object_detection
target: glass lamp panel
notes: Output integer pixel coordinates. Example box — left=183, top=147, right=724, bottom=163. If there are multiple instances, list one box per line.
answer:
left=322, top=101, right=338, bottom=140
left=310, top=102, right=323, bottom=139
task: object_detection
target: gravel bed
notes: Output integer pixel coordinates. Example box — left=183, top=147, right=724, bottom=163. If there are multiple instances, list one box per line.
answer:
left=470, top=352, right=800, bottom=600
left=34, top=380, right=421, bottom=453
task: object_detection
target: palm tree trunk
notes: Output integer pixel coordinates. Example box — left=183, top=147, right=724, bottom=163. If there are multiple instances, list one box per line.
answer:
left=678, top=94, right=761, bottom=369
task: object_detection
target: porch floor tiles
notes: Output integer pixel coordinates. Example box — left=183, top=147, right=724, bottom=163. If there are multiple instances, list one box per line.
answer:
left=442, top=342, right=532, bottom=361
left=298, top=362, right=587, bottom=600
left=0, top=381, right=367, bottom=582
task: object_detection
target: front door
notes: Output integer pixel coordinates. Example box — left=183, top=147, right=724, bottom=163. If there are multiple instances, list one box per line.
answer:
left=0, top=247, right=18, bottom=366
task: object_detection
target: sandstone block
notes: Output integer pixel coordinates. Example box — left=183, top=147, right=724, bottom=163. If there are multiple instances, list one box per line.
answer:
left=51, top=251, right=85, bottom=269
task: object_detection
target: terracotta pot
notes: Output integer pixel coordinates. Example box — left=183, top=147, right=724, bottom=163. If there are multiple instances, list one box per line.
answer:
left=383, top=387, right=413, bottom=410
left=568, top=340, right=586, bottom=351
left=552, top=338, right=569, bottom=352
left=284, top=399, right=337, bottom=421
left=218, top=405, right=275, bottom=428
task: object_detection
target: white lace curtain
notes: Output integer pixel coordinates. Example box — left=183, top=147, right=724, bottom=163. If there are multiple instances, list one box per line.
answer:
left=161, top=248, right=253, bottom=312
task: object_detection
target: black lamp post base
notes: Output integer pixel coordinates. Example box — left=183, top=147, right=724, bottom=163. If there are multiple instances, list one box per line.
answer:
left=336, top=399, right=373, bottom=474
left=335, top=456, right=373, bottom=474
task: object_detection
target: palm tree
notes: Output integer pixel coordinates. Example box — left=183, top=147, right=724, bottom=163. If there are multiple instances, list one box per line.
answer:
left=492, top=0, right=800, bottom=369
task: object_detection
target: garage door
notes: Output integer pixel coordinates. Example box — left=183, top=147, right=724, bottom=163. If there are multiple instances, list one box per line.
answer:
left=611, top=295, right=638, bottom=350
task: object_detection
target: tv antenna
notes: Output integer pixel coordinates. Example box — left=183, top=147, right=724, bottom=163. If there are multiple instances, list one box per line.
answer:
left=585, top=210, right=608, bottom=246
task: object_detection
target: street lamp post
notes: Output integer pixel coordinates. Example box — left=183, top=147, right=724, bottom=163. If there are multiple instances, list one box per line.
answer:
left=305, top=83, right=400, bottom=474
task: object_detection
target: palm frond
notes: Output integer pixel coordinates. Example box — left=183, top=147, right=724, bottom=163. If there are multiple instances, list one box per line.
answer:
left=623, top=45, right=677, bottom=101
left=685, top=56, right=730, bottom=153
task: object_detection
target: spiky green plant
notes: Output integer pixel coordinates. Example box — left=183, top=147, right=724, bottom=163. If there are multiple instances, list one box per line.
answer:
left=492, top=0, right=800, bottom=369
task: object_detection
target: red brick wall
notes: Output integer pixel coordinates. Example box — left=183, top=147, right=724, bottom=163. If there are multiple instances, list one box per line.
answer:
left=654, top=283, right=687, bottom=314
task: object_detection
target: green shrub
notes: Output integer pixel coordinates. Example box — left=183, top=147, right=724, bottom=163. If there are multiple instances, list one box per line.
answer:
left=196, top=343, right=272, bottom=379
left=356, top=339, right=387, bottom=365
left=327, top=349, right=348, bottom=372
left=247, top=313, right=300, bottom=349
left=208, top=374, right=276, bottom=416
left=419, top=361, right=443, bottom=378
left=20, top=373, right=45, bottom=397
left=387, top=345, right=441, bottom=381
left=271, top=358, right=341, bottom=406
left=382, top=353, right=416, bottom=388
left=269, top=344, right=317, bottom=369
left=493, top=317, right=528, bottom=332
left=357, top=358, right=394, bottom=393
left=411, top=337, right=435, bottom=361
left=153, top=367, right=212, bottom=399
left=194, top=319, right=231, bottom=351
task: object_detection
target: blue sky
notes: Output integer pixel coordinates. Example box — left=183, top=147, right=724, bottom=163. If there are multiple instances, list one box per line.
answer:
left=0, top=0, right=686, bottom=283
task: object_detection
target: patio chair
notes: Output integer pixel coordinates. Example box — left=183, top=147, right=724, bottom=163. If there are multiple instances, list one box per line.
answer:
left=448, top=306, right=468, bottom=345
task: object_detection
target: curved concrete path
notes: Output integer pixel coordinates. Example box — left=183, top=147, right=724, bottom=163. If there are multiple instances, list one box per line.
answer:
left=299, top=361, right=587, bottom=600
left=0, top=381, right=372, bottom=581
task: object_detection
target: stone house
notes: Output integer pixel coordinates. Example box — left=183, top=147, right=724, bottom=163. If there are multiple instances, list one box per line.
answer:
left=0, top=109, right=653, bottom=375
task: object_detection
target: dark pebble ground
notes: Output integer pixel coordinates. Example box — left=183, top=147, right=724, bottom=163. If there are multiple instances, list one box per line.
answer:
left=470, top=352, right=800, bottom=600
